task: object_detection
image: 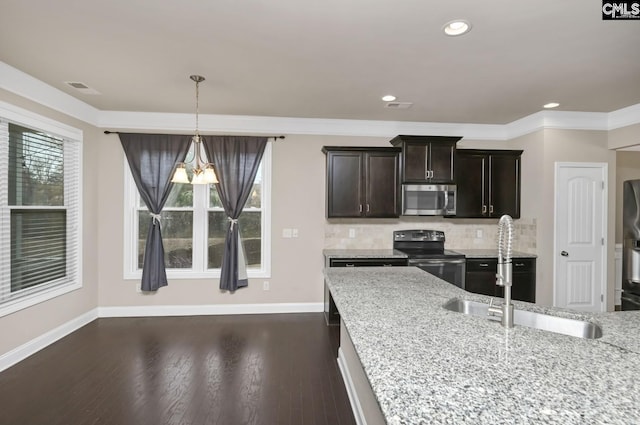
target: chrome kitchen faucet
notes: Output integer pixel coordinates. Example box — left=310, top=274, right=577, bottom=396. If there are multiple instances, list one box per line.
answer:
left=488, top=215, right=515, bottom=328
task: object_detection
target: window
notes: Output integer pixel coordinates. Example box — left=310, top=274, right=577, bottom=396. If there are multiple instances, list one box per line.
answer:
left=123, top=143, right=271, bottom=279
left=0, top=103, right=82, bottom=316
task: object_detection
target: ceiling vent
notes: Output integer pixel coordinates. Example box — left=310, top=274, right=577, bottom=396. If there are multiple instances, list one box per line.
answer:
left=65, top=81, right=101, bottom=95
left=385, top=102, right=413, bottom=109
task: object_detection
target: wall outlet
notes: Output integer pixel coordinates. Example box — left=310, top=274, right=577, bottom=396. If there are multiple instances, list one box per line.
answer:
left=282, top=228, right=292, bottom=238
left=135, top=283, right=142, bottom=293
left=263, top=281, right=270, bottom=291
left=292, top=228, right=299, bottom=238
left=476, top=229, right=484, bottom=239
left=349, top=228, right=356, bottom=238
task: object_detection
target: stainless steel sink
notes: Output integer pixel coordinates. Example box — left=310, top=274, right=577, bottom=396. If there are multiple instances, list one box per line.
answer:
left=443, top=298, right=603, bottom=339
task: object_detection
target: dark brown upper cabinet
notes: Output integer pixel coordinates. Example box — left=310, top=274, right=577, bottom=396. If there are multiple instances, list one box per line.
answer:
left=389, top=135, right=461, bottom=184
left=454, top=149, right=522, bottom=218
left=322, top=146, right=401, bottom=218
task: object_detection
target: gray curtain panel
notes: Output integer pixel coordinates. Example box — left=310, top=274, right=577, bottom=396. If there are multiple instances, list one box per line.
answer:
left=202, top=136, right=267, bottom=291
left=119, top=133, right=192, bottom=291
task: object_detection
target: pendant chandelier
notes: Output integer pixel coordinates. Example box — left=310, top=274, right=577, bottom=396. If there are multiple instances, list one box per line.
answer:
left=171, top=75, right=218, bottom=185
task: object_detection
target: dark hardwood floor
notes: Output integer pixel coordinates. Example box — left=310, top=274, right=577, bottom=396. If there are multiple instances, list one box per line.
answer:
left=0, top=313, right=355, bottom=425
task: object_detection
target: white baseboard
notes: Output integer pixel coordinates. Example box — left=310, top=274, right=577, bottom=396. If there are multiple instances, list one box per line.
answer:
left=98, top=302, right=324, bottom=317
left=338, top=347, right=366, bottom=425
left=0, top=308, right=98, bottom=372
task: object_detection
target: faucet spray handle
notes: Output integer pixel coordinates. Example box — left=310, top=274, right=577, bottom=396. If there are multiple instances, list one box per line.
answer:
left=487, top=297, right=502, bottom=317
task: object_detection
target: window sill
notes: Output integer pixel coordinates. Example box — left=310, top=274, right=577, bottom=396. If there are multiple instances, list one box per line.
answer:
left=123, top=269, right=271, bottom=280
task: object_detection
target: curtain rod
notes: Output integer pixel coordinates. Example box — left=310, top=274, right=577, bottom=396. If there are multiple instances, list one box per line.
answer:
left=104, top=131, right=285, bottom=141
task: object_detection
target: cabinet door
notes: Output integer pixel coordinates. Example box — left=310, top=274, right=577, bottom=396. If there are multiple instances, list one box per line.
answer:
left=365, top=152, right=400, bottom=217
left=429, top=141, right=456, bottom=183
left=454, top=152, right=487, bottom=217
left=511, top=258, right=536, bottom=302
left=403, top=142, right=428, bottom=182
left=465, top=259, right=498, bottom=296
left=489, top=154, right=520, bottom=218
left=326, top=151, right=363, bottom=217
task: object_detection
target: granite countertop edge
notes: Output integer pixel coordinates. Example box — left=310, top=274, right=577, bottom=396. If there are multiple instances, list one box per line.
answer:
left=322, top=249, right=408, bottom=259
left=453, top=248, right=537, bottom=258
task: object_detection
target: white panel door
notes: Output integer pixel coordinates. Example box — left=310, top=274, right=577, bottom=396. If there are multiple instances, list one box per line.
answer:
left=555, top=163, right=607, bottom=312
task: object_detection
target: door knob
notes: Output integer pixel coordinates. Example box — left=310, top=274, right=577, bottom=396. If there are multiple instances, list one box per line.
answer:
left=561, top=251, right=569, bottom=257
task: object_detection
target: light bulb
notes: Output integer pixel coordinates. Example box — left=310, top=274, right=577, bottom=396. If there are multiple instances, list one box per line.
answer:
left=204, top=167, right=218, bottom=184
left=171, top=165, right=190, bottom=184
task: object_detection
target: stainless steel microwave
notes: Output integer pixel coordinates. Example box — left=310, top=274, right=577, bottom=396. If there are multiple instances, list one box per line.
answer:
left=401, top=184, right=456, bottom=216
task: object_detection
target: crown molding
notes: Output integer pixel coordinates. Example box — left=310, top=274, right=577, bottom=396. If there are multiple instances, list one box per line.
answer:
left=1, top=60, right=639, bottom=140
left=98, top=110, right=508, bottom=140
left=608, top=103, right=640, bottom=130
left=505, top=110, right=610, bottom=139
left=0, top=61, right=100, bottom=126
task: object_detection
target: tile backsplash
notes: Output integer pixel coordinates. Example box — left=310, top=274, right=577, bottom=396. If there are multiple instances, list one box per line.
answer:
left=324, top=217, right=537, bottom=253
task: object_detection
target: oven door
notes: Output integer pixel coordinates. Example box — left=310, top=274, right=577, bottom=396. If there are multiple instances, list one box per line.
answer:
left=409, top=258, right=466, bottom=288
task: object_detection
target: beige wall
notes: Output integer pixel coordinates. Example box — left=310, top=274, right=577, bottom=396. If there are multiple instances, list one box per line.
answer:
left=539, top=130, right=615, bottom=308
left=1, top=84, right=637, bottom=358
left=96, top=133, right=536, bottom=309
left=0, top=89, right=100, bottom=356
left=609, top=123, right=640, bottom=150
left=97, top=133, right=398, bottom=307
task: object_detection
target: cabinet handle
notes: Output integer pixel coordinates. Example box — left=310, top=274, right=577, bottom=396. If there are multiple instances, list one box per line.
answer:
left=482, top=205, right=487, bottom=214
left=366, top=204, right=370, bottom=212
left=489, top=205, right=494, bottom=214
left=515, top=262, right=525, bottom=267
left=479, top=263, right=489, bottom=267
left=359, top=204, right=363, bottom=213
left=345, top=263, right=355, bottom=267
left=429, top=170, right=434, bottom=179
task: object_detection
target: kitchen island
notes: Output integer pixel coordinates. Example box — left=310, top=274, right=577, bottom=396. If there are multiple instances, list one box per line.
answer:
left=324, top=266, right=640, bottom=424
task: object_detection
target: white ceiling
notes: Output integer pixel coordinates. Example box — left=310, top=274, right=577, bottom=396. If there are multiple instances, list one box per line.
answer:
left=1, top=0, right=639, bottom=125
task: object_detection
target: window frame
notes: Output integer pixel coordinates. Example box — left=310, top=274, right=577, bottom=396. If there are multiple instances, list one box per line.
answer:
left=0, top=101, right=83, bottom=318
left=123, top=142, right=272, bottom=280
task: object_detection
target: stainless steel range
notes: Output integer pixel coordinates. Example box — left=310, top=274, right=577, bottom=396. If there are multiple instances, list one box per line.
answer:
left=393, top=229, right=466, bottom=288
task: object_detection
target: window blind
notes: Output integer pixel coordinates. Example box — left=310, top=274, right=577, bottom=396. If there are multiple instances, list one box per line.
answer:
left=0, top=120, right=81, bottom=309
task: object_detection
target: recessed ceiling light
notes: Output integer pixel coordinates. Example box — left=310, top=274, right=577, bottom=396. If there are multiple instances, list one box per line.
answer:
left=443, top=20, right=471, bottom=36
left=543, top=102, right=560, bottom=109
left=382, top=95, right=397, bottom=102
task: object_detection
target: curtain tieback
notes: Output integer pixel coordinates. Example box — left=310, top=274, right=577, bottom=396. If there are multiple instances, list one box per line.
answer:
left=228, top=217, right=239, bottom=230
left=150, top=213, right=162, bottom=227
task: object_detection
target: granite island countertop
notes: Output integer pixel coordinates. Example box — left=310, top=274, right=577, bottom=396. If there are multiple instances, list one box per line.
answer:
left=324, top=267, right=640, bottom=424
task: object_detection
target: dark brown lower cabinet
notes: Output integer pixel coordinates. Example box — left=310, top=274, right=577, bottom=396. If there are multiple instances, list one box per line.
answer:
left=465, top=258, right=536, bottom=303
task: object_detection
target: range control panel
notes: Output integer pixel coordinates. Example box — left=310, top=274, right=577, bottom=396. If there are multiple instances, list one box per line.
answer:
left=393, top=230, right=445, bottom=242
